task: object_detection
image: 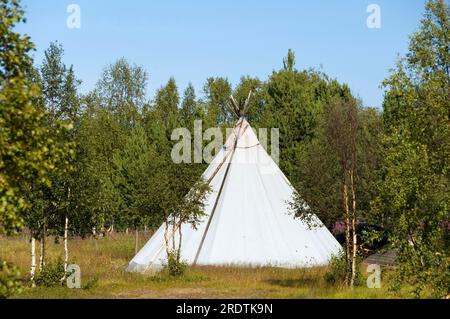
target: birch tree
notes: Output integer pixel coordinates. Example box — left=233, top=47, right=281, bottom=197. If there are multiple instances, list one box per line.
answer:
left=25, top=42, right=79, bottom=274
left=156, top=167, right=210, bottom=275
left=326, top=98, right=359, bottom=288
left=145, top=79, right=211, bottom=275
left=0, top=0, right=69, bottom=290
left=289, top=95, right=363, bottom=288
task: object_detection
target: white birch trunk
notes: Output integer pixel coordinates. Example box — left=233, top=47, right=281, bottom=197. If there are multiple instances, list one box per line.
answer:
left=64, top=215, right=69, bottom=273
left=343, top=180, right=351, bottom=286
left=164, top=221, right=170, bottom=257
left=39, top=220, right=46, bottom=271
left=134, top=228, right=139, bottom=255
left=177, top=224, right=183, bottom=262
left=350, top=170, right=357, bottom=288
left=39, top=237, right=45, bottom=271
left=171, top=218, right=176, bottom=254
left=30, top=237, right=36, bottom=287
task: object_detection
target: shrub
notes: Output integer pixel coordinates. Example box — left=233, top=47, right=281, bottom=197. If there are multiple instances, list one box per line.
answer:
left=325, top=252, right=364, bottom=287
left=35, top=259, right=66, bottom=287
left=0, top=260, right=22, bottom=299
left=164, top=252, right=187, bottom=277
left=325, top=253, right=348, bottom=286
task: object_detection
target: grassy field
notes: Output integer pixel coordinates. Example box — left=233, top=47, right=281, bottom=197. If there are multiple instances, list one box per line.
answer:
left=0, top=233, right=411, bottom=299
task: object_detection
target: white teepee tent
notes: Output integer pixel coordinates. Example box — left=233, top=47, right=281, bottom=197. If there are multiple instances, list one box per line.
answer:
left=126, top=110, right=341, bottom=272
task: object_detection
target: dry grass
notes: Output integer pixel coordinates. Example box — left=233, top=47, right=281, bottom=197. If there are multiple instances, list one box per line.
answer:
left=0, top=233, right=410, bottom=299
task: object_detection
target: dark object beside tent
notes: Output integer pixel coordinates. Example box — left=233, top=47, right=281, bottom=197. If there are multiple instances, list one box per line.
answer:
left=333, top=222, right=389, bottom=251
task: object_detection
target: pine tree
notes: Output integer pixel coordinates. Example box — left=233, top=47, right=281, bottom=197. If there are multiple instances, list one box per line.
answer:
left=154, top=78, right=180, bottom=131
left=112, top=125, right=159, bottom=254
left=180, top=83, right=197, bottom=127
left=261, top=50, right=348, bottom=188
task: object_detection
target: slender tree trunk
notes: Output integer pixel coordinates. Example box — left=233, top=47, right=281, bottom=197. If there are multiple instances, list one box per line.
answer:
left=63, top=215, right=69, bottom=274
left=343, top=178, right=351, bottom=286
left=164, top=220, right=170, bottom=257
left=350, top=169, right=357, bottom=288
left=134, top=227, right=139, bottom=255
left=177, top=223, right=183, bottom=263
left=39, top=239, right=44, bottom=271
left=39, top=221, right=46, bottom=271
left=171, top=217, right=176, bottom=255
left=64, top=186, right=70, bottom=274
left=30, top=236, right=36, bottom=287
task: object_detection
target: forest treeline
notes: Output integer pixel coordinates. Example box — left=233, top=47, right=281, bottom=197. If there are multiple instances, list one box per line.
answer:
left=0, top=0, right=448, bottom=297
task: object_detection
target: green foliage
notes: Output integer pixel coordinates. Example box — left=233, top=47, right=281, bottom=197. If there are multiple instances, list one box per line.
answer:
left=0, top=260, right=22, bottom=299
left=40, top=42, right=81, bottom=120
left=74, top=101, right=123, bottom=231
left=374, top=131, right=449, bottom=297
left=96, top=57, right=147, bottom=120
left=324, top=253, right=349, bottom=286
left=283, top=49, right=296, bottom=71
left=355, top=108, right=384, bottom=223
left=180, top=83, right=198, bottom=126
left=203, top=77, right=232, bottom=125
left=82, top=278, right=98, bottom=290
left=259, top=50, right=354, bottom=191
left=24, top=41, right=77, bottom=243
left=35, top=259, right=65, bottom=287
left=232, top=76, right=264, bottom=123
left=1, top=0, right=71, bottom=240
left=325, top=253, right=364, bottom=287
left=72, top=58, right=150, bottom=233
left=289, top=125, right=341, bottom=228
left=289, top=101, right=382, bottom=228
left=112, top=125, right=160, bottom=228
left=164, top=251, right=187, bottom=277
left=149, top=271, right=208, bottom=283
left=153, top=78, right=180, bottom=132
left=2, top=0, right=447, bottom=299
left=359, top=227, right=387, bottom=249
left=376, top=0, right=450, bottom=298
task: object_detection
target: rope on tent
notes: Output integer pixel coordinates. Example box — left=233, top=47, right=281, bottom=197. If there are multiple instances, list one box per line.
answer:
left=192, top=117, right=246, bottom=265
left=236, top=142, right=260, bottom=149
left=206, top=121, right=250, bottom=183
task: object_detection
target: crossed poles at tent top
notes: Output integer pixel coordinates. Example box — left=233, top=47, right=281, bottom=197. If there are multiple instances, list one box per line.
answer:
left=229, top=90, right=252, bottom=119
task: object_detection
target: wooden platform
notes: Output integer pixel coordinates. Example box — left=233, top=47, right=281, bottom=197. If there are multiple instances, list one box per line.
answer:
left=363, top=249, right=397, bottom=266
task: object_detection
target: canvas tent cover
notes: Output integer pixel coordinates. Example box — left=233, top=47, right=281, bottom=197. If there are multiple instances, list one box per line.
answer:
left=127, top=118, right=341, bottom=272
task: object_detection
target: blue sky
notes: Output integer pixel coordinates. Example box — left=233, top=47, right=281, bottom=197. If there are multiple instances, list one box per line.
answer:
left=18, top=0, right=426, bottom=108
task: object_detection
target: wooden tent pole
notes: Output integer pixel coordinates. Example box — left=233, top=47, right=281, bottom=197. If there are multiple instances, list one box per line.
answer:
left=193, top=118, right=245, bottom=265
left=229, top=95, right=241, bottom=117
left=242, top=90, right=252, bottom=116
left=143, top=119, right=246, bottom=270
